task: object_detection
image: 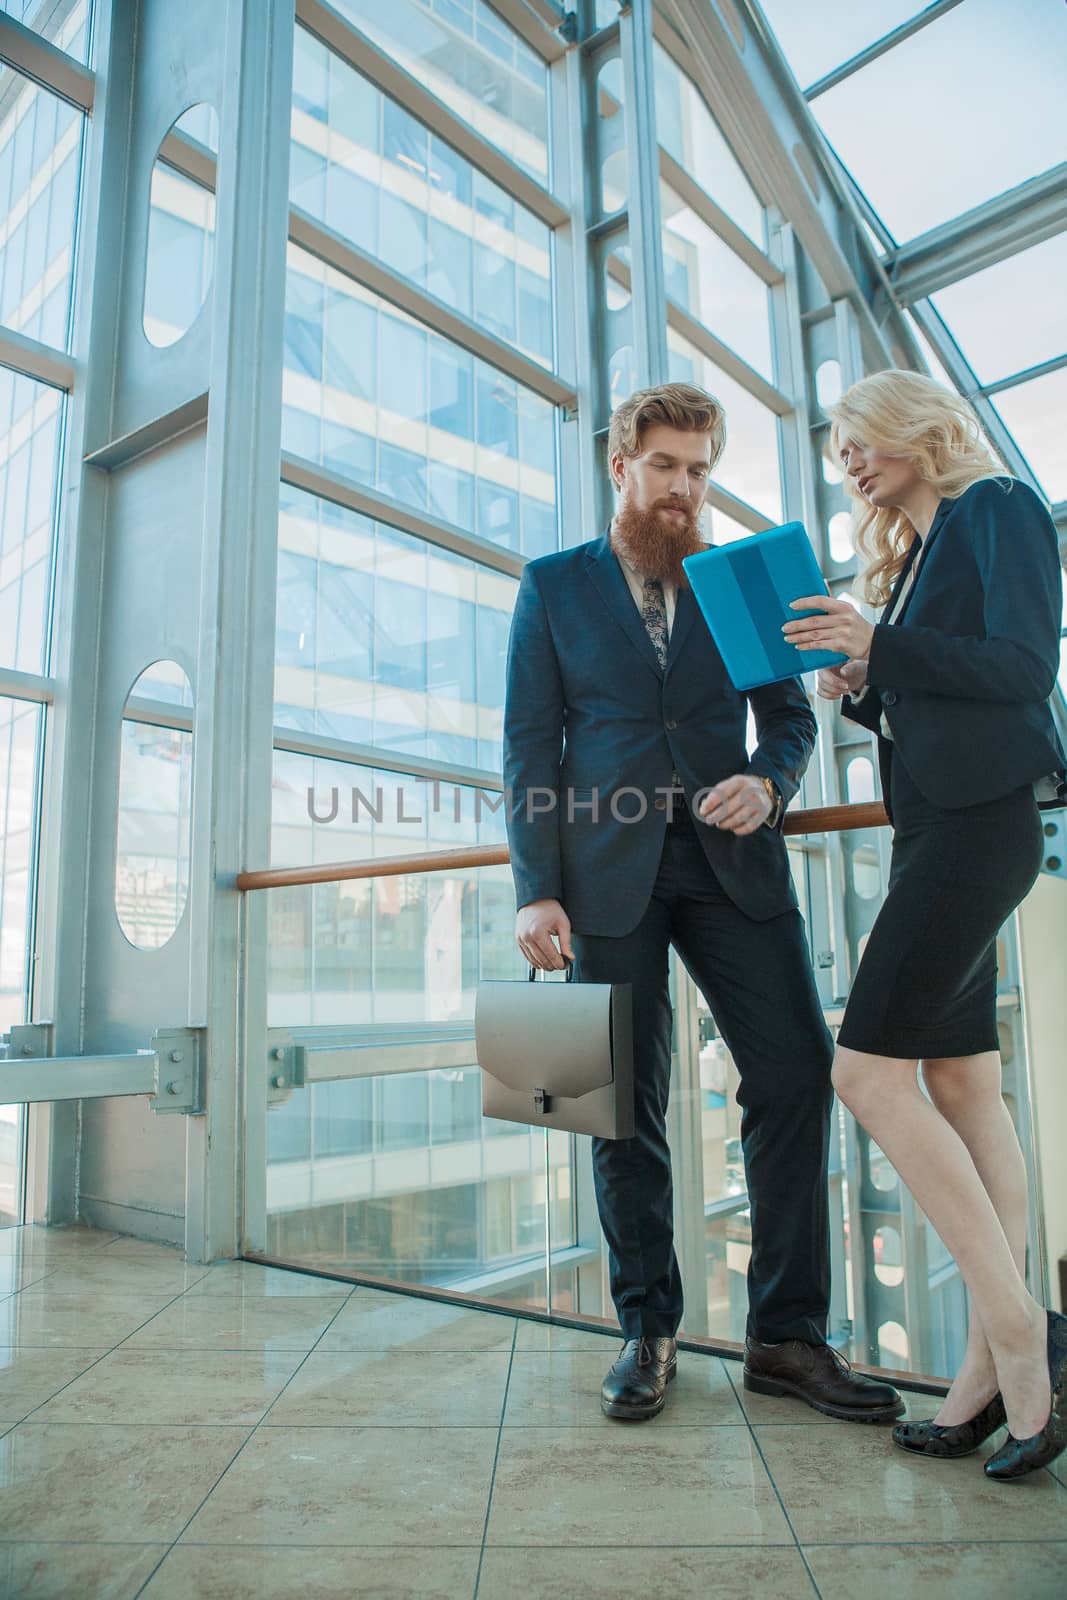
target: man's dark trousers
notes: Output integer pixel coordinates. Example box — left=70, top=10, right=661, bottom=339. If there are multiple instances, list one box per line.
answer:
left=571, top=801, right=835, bottom=1344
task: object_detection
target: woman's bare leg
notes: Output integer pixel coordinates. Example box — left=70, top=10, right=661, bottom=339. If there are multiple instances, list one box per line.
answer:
left=832, top=1046, right=1049, bottom=1439
left=921, top=1052, right=1029, bottom=1424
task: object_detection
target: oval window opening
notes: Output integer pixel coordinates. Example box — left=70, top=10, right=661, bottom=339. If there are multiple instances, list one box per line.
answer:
left=115, top=661, right=194, bottom=950
left=846, top=755, right=875, bottom=805
left=874, top=1225, right=903, bottom=1287
left=828, top=511, right=853, bottom=564
left=815, top=359, right=841, bottom=410
left=597, top=57, right=625, bottom=215
left=143, top=103, right=220, bottom=348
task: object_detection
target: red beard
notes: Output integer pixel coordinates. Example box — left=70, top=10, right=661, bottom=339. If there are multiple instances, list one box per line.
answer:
left=610, top=497, right=706, bottom=589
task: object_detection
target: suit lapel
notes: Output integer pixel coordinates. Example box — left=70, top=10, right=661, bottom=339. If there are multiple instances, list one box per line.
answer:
left=584, top=533, right=665, bottom=681
left=891, top=497, right=950, bottom=626
left=885, top=534, right=922, bottom=617
left=665, top=581, right=698, bottom=674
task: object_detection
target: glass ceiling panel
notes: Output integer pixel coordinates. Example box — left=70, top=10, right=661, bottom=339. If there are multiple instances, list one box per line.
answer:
left=756, top=0, right=926, bottom=90
left=930, top=232, right=1067, bottom=384
left=990, top=367, right=1067, bottom=504
left=811, top=0, right=1067, bottom=243
left=905, top=311, right=958, bottom=390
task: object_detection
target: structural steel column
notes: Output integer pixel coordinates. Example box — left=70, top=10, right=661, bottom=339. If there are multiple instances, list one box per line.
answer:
left=188, top=0, right=294, bottom=1261
left=616, top=0, right=666, bottom=388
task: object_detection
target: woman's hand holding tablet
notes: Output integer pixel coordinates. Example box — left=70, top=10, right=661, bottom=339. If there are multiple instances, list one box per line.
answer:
left=681, top=522, right=851, bottom=690
left=783, top=594, right=875, bottom=660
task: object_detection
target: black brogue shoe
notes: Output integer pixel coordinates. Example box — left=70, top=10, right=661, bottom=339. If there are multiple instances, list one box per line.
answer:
left=744, top=1337, right=905, bottom=1424
left=601, top=1336, right=678, bottom=1420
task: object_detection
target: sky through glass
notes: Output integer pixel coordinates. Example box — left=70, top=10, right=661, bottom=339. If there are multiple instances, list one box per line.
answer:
left=758, top=0, right=1067, bottom=505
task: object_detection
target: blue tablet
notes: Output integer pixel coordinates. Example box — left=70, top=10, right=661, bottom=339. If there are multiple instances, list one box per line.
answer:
left=682, top=522, right=848, bottom=690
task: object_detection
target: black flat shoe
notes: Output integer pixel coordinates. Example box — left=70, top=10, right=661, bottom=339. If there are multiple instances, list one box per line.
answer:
left=984, top=1310, right=1067, bottom=1482
left=601, top=1336, right=677, bottom=1420
left=893, top=1393, right=1005, bottom=1458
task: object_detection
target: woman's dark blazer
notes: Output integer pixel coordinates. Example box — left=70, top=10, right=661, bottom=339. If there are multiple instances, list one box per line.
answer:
left=842, top=477, right=1066, bottom=810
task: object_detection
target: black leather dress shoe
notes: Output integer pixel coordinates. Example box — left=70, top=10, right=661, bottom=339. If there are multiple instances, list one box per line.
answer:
left=601, top=1336, right=677, bottom=1420
left=893, top=1393, right=1005, bottom=1458
left=984, top=1310, right=1067, bottom=1482
left=744, top=1337, right=904, bottom=1423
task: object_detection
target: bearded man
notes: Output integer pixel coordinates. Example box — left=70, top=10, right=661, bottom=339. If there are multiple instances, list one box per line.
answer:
left=502, top=383, right=902, bottom=1426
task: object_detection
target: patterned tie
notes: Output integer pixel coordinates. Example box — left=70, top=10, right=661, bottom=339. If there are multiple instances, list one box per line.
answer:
left=640, top=576, right=681, bottom=791
left=641, top=576, right=668, bottom=670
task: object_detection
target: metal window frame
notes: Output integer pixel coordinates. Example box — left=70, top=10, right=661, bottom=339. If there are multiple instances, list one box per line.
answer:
left=0, top=11, right=95, bottom=110
left=0, top=327, right=76, bottom=390
left=802, top=0, right=965, bottom=101
left=294, top=0, right=568, bottom=227
left=483, top=0, right=569, bottom=63
left=883, top=163, right=1067, bottom=304
left=272, top=725, right=504, bottom=793
left=659, top=148, right=783, bottom=287
left=280, top=450, right=528, bottom=578
left=0, top=669, right=57, bottom=706
left=287, top=207, right=576, bottom=406
left=149, top=134, right=579, bottom=409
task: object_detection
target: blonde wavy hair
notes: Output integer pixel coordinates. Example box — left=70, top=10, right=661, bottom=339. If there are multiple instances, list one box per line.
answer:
left=827, top=369, right=1004, bottom=607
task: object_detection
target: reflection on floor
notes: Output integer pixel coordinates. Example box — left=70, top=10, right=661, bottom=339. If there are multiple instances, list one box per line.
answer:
left=0, top=1225, right=1064, bottom=1598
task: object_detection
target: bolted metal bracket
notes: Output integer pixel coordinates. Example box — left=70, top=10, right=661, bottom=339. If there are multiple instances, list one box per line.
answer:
left=148, top=1028, right=205, bottom=1115
left=2, top=1022, right=54, bottom=1062
left=266, top=1037, right=307, bottom=1106
left=1040, top=812, right=1066, bottom=880
left=697, top=1013, right=719, bottom=1047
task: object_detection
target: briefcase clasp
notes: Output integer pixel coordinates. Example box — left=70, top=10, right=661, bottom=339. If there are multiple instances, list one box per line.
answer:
left=528, top=959, right=574, bottom=983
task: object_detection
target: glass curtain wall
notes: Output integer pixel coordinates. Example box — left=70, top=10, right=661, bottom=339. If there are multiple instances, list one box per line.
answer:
left=258, top=2, right=855, bottom=1357
left=265, top=0, right=1064, bottom=1381
left=265, top=3, right=566, bottom=1313
left=6, top=0, right=1053, bottom=1380
left=257, top=0, right=969, bottom=1373
left=0, top=24, right=89, bottom=1223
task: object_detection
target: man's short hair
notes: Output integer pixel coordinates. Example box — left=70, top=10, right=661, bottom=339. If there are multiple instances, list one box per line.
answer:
left=607, top=382, right=727, bottom=470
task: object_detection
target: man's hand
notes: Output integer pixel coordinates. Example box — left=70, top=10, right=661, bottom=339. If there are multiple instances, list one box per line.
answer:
left=817, top=658, right=869, bottom=700
left=516, top=899, right=575, bottom=971
left=783, top=595, right=875, bottom=660
left=696, top=775, right=772, bottom=836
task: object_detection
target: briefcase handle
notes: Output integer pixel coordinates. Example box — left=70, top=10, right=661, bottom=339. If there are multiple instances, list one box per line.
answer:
left=528, top=957, right=575, bottom=983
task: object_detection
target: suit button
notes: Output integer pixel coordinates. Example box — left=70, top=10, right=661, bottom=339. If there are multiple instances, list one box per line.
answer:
left=883, top=690, right=898, bottom=706
left=654, top=798, right=667, bottom=810
left=665, top=719, right=678, bottom=730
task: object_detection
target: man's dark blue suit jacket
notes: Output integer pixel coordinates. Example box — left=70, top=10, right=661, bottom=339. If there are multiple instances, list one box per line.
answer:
left=842, top=478, right=1066, bottom=814
left=502, top=529, right=817, bottom=937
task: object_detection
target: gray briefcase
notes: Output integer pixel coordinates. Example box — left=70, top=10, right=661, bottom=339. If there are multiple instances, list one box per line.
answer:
left=475, top=960, right=634, bottom=1139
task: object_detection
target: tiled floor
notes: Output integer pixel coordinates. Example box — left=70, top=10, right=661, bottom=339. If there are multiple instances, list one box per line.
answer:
left=0, top=1225, right=1064, bottom=1599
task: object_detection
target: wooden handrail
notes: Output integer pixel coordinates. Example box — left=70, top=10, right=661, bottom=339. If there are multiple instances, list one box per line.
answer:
left=236, top=799, right=890, bottom=892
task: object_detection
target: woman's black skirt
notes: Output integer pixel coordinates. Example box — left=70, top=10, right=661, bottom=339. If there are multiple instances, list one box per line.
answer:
left=836, top=744, right=1043, bottom=1059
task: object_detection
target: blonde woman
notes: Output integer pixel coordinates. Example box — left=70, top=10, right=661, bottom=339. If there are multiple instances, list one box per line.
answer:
left=783, top=369, right=1067, bottom=1481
